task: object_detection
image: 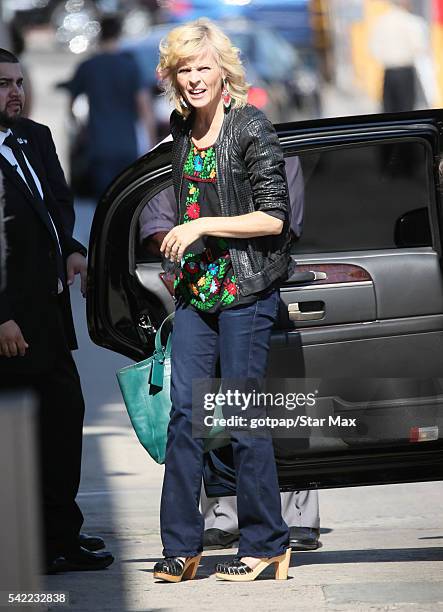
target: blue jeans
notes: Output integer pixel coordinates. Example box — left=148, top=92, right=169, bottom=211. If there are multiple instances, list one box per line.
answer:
left=160, top=290, right=289, bottom=558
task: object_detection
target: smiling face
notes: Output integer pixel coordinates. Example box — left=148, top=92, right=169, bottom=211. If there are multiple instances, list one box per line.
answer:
left=0, top=62, right=24, bottom=129
left=176, top=47, right=223, bottom=113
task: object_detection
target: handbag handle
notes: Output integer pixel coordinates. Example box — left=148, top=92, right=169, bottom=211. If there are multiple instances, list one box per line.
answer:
left=154, top=312, right=175, bottom=356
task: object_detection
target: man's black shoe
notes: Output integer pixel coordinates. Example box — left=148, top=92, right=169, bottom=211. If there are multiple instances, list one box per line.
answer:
left=78, top=532, right=106, bottom=551
left=45, top=547, right=114, bottom=573
left=203, top=528, right=239, bottom=550
left=64, top=546, right=114, bottom=570
left=45, top=557, right=69, bottom=575
left=289, top=527, right=321, bottom=551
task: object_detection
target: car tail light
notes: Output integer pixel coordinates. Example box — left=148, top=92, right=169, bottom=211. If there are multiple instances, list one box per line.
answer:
left=409, top=426, right=439, bottom=442
left=247, top=87, right=269, bottom=109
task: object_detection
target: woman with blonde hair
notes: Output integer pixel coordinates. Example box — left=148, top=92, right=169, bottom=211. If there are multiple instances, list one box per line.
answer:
left=153, top=18, right=292, bottom=583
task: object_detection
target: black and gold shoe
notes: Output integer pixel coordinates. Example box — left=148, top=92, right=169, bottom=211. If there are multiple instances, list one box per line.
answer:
left=215, top=548, right=291, bottom=582
left=153, top=554, right=201, bottom=583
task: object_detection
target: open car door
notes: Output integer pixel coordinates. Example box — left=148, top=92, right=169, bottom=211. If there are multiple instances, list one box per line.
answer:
left=87, top=109, right=443, bottom=494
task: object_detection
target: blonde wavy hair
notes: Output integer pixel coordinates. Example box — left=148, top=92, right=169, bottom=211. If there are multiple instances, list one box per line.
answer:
left=157, top=18, right=249, bottom=117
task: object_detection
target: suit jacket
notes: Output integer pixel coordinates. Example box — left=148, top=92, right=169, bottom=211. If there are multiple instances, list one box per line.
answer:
left=0, top=118, right=86, bottom=376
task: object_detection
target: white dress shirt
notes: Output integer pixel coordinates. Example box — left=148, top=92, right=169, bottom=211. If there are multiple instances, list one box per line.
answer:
left=0, top=128, right=64, bottom=292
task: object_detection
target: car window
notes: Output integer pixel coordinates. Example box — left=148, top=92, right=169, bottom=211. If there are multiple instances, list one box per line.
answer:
left=250, top=30, right=296, bottom=81
left=291, top=140, right=433, bottom=253
left=137, top=140, right=432, bottom=263
left=228, top=32, right=253, bottom=59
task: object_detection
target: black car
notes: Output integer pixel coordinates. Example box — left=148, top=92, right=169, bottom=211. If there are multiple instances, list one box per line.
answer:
left=87, top=109, right=443, bottom=497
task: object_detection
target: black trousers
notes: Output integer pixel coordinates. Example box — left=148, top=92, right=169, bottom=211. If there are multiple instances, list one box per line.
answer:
left=0, top=303, right=85, bottom=561
left=383, top=65, right=416, bottom=113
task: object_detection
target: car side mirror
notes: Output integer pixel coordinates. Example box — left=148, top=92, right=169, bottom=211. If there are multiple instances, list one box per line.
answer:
left=394, top=207, right=431, bottom=248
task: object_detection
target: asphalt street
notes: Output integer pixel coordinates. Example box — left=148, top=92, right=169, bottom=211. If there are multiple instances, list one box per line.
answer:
left=22, top=35, right=443, bottom=612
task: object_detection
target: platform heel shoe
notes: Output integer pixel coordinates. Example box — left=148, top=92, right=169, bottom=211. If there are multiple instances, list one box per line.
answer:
left=153, top=554, right=202, bottom=583
left=215, top=547, right=291, bottom=582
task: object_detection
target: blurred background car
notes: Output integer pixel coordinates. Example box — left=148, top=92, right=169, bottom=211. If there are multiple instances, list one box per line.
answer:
left=162, top=0, right=249, bottom=23
left=246, top=0, right=333, bottom=82
left=123, top=20, right=322, bottom=131
left=162, top=0, right=332, bottom=82
left=243, top=0, right=313, bottom=48
left=60, top=19, right=321, bottom=196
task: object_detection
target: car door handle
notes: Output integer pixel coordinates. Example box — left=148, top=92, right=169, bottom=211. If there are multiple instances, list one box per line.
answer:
left=288, top=301, right=325, bottom=321
left=284, top=270, right=328, bottom=284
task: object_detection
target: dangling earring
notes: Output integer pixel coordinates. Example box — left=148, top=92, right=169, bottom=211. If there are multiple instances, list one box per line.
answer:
left=222, top=78, right=231, bottom=109
left=180, top=95, right=188, bottom=109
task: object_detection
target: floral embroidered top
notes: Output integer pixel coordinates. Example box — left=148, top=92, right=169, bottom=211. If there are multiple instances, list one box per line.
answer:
left=174, top=142, right=256, bottom=313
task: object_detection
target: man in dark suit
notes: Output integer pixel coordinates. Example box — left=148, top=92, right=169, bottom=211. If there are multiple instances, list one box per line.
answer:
left=0, top=48, right=114, bottom=573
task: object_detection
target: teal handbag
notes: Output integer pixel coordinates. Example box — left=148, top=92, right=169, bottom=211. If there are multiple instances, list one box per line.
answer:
left=116, top=313, right=229, bottom=464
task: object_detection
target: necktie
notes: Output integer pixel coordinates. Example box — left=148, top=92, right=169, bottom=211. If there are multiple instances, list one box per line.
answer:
left=4, top=134, right=66, bottom=287
left=4, top=134, right=44, bottom=202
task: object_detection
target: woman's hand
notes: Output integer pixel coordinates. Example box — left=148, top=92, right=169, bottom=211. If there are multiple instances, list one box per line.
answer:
left=160, top=220, right=203, bottom=262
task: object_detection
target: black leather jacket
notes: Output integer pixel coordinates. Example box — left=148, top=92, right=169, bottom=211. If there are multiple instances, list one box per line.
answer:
left=170, top=104, right=292, bottom=296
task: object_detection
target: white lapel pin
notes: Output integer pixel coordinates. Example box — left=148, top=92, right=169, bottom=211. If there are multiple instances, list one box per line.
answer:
left=17, top=138, right=28, bottom=144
